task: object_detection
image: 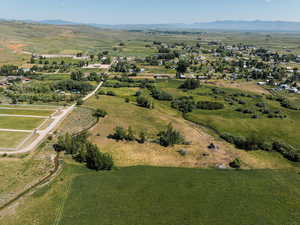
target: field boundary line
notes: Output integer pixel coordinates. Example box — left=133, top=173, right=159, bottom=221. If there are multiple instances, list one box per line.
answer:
left=0, top=128, right=33, bottom=133
left=0, top=107, right=57, bottom=111
left=0, top=114, right=48, bottom=118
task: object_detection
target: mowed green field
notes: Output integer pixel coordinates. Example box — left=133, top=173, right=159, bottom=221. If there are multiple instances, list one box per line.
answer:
left=0, top=116, right=45, bottom=130
left=31, top=165, right=299, bottom=225
left=0, top=108, right=54, bottom=116
left=0, top=131, right=29, bottom=148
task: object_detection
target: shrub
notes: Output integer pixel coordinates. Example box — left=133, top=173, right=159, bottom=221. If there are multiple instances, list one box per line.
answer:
left=220, top=133, right=263, bottom=151
left=179, top=79, right=200, bottom=90
left=93, top=108, right=108, bottom=118
left=171, top=96, right=196, bottom=113
left=108, top=126, right=136, bottom=142
left=147, top=86, right=173, bottom=101
left=158, top=123, right=185, bottom=147
left=196, top=101, right=224, bottom=110
left=229, top=158, right=241, bottom=169
left=108, top=126, right=127, bottom=141
left=138, top=130, right=147, bottom=144
left=272, top=142, right=300, bottom=162
left=76, top=99, right=84, bottom=105
left=98, top=90, right=106, bottom=95
left=136, top=96, right=154, bottom=109
left=107, top=91, right=116, bottom=96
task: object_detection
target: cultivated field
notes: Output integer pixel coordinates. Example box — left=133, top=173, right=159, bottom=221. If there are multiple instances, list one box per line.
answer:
left=2, top=163, right=299, bottom=225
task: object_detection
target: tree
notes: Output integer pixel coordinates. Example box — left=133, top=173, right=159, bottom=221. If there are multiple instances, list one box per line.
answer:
left=71, top=71, right=84, bottom=81
left=86, top=143, right=113, bottom=171
left=176, top=59, right=189, bottom=75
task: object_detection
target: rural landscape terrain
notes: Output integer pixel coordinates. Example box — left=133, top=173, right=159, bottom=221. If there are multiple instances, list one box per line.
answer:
left=0, top=19, right=299, bottom=225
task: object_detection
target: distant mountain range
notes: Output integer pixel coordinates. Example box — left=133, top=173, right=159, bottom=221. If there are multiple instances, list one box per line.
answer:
left=2, top=19, right=300, bottom=32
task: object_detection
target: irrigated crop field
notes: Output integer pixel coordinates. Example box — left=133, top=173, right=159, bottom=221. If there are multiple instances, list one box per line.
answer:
left=3, top=164, right=300, bottom=225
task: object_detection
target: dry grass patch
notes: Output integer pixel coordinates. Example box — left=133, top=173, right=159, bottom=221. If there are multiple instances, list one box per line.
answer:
left=211, top=80, right=270, bottom=95
left=86, top=96, right=239, bottom=168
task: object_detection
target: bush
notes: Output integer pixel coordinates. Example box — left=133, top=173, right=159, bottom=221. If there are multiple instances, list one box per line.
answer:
left=138, top=130, right=147, bottom=144
left=229, top=158, right=241, bottom=169
left=272, top=142, right=300, bottom=162
left=220, top=133, right=263, bottom=151
left=93, top=108, right=107, bottom=118
left=196, top=101, right=224, bottom=110
left=147, top=86, right=173, bottom=101
left=108, top=126, right=136, bottom=142
left=107, top=91, right=116, bottom=96
left=179, top=79, right=200, bottom=90
left=136, top=96, right=154, bottom=109
left=158, top=123, right=185, bottom=147
left=98, top=90, right=106, bottom=95
left=77, top=99, right=84, bottom=105
left=171, top=96, right=196, bottom=113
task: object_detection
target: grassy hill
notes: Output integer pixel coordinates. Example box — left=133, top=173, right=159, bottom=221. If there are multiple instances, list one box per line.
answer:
left=2, top=21, right=300, bottom=65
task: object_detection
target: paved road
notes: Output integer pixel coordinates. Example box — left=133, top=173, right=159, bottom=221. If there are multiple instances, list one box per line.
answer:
left=0, top=82, right=103, bottom=155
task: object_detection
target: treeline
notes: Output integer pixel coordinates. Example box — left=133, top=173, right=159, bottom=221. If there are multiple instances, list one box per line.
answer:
left=103, top=77, right=155, bottom=88
left=171, top=96, right=224, bottom=113
left=108, top=123, right=186, bottom=147
left=221, top=133, right=300, bottom=162
left=54, top=79, right=94, bottom=94
left=56, top=132, right=114, bottom=170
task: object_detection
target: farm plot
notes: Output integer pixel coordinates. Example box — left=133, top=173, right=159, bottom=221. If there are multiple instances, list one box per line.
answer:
left=0, top=131, right=30, bottom=148
left=0, top=105, right=59, bottom=149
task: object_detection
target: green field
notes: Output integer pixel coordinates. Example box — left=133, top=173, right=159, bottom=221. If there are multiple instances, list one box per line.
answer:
left=0, top=116, right=44, bottom=130
left=0, top=131, right=29, bottom=148
left=8, top=164, right=299, bottom=225
left=0, top=108, right=54, bottom=116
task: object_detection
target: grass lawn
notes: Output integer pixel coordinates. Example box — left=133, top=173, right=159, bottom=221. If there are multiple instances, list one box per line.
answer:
left=0, top=116, right=45, bottom=130
left=0, top=108, right=54, bottom=116
left=0, top=131, right=29, bottom=148
left=12, top=164, right=298, bottom=225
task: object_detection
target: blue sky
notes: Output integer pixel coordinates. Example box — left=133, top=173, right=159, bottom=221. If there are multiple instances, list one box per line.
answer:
left=1, top=0, right=300, bottom=24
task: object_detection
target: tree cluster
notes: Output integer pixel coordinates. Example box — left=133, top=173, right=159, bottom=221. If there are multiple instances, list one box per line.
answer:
left=56, top=132, right=114, bottom=170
